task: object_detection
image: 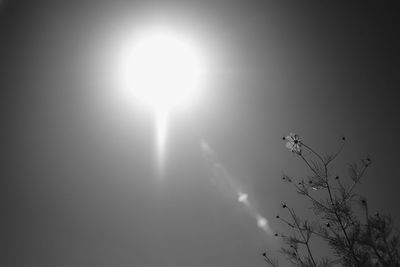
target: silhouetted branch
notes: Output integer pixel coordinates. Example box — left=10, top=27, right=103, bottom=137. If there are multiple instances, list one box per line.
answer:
left=263, top=134, right=400, bottom=267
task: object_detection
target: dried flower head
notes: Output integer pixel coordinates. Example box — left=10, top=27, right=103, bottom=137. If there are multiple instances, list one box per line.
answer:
left=285, top=133, right=302, bottom=154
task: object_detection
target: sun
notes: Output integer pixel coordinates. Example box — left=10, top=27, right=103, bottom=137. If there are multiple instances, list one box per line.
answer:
left=127, top=30, right=204, bottom=112
left=118, top=28, right=206, bottom=170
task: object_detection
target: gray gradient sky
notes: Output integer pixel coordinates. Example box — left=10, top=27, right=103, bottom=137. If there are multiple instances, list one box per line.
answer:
left=2, top=1, right=400, bottom=266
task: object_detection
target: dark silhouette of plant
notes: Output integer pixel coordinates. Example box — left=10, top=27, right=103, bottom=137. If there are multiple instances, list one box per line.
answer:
left=263, top=133, right=400, bottom=267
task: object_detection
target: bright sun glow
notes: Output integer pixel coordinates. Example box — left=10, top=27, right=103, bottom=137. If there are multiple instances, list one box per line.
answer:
left=119, top=28, right=205, bottom=171
left=128, top=31, right=204, bottom=111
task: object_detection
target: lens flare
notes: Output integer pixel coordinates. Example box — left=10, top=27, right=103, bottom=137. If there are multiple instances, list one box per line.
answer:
left=257, top=216, right=267, bottom=228
left=201, top=140, right=272, bottom=235
left=238, top=192, right=248, bottom=203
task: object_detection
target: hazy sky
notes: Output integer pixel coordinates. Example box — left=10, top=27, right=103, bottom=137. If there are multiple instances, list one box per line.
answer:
left=2, top=1, right=400, bottom=266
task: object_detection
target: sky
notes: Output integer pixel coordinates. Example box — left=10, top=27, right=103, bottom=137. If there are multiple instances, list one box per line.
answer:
left=1, top=1, right=400, bottom=266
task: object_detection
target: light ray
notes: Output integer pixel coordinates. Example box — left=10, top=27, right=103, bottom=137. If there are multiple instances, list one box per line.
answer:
left=156, top=109, right=168, bottom=171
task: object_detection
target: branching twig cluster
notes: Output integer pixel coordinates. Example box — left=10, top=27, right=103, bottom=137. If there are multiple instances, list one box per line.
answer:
left=263, top=134, right=400, bottom=267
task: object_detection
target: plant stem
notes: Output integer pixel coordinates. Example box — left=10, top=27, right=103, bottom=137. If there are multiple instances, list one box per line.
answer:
left=300, top=147, right=362, bottom=267
left=287, top=207, right=317, bottom=267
